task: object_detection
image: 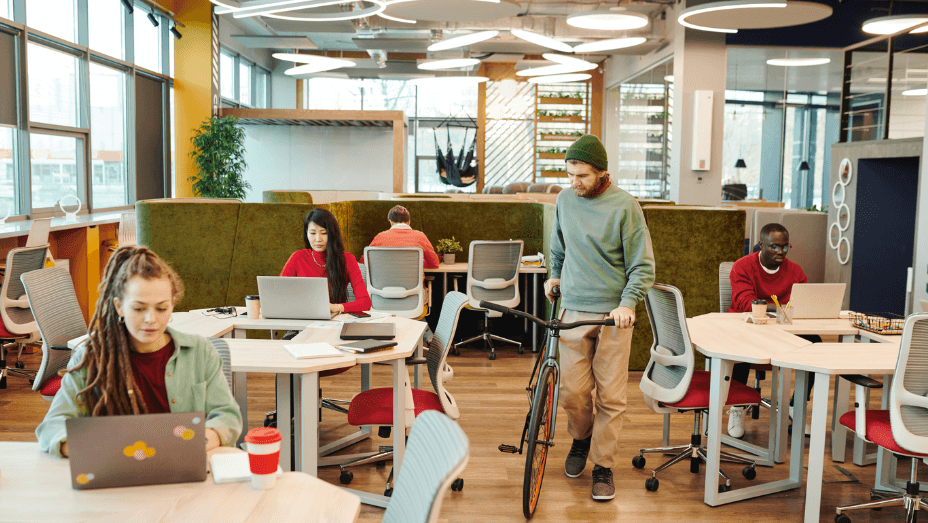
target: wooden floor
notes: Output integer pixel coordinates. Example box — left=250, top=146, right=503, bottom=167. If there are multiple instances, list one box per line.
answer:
left=1, top=344, right=909, bottom=523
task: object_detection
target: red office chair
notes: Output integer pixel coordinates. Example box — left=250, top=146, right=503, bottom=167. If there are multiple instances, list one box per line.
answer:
left=336, top=291, right=468, bottom=497
left=0, top=245, right=49, bottom=389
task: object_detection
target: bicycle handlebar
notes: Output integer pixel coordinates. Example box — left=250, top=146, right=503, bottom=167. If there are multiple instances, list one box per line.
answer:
left=478, top=301, right=630, bottom=330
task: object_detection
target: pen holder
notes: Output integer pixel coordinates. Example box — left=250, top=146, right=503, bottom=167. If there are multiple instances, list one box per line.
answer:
left=776, top=306, right=794, bottom=325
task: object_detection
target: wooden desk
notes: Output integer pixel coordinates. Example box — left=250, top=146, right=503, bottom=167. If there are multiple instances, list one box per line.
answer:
left=0, top=442, right=360, bottom=523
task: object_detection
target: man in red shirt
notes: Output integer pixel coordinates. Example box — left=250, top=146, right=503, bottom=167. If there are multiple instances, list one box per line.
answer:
left=727, top=223, right=815, bottom=438
left=363, top=205, right=440, bottom=269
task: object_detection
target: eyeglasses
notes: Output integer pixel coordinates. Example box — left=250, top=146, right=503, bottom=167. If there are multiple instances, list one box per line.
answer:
left=764, top=243, right=792, bottom=253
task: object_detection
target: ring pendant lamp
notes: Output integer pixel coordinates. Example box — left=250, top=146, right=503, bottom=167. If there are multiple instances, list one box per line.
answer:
left=409, top=76, right=489, bottom=85
left=572, top=37, right=646, bottom=53
left=902, top=88, right=927, bottom=96
left=862, top=15, right=928, bottom=35
left=566, top=10, right=648, bottom=30
left=527, top=73, right=591, bottom=84
left=510, top=30, right=573, bottom=53
left=428, top=30, right=499, bottom=51
left=275, top=54, right=357, bottom=75
left=676, top=0, right=831, bottom=34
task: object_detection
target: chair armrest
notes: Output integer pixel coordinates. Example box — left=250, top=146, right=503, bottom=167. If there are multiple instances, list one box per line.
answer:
left=405, top=357, right=427, bottom=365
left=50, top=346, right=71, bottom=351
left=840, top=374, right=883, bottom=388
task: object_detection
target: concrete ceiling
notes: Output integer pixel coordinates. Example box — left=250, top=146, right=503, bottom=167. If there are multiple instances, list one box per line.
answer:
left=223, top=0, right=672, bottom=78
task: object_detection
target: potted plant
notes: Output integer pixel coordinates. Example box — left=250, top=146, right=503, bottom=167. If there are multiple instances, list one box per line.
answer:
left=188, top=115, right=251, bottom=199
left=435, top=237, right=463, bottom=265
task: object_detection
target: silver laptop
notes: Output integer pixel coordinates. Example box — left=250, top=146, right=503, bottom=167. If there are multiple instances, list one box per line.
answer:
left=788, top=283, right=847, bottom=319
left=66, top=411, right=206, bottom=490
left=257, top=276, right=334, bottom=320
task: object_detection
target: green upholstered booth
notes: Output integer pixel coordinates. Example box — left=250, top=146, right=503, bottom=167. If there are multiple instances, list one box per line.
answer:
left=137, top=198, right=743, bottom=370
left=262, top=191, right=314, bottom=204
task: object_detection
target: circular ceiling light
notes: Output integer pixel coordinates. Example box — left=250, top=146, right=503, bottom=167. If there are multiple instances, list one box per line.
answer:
left=862, top=15, right=928, bottom=35
left=408, top=76, right=489, bottom=85
left=282, top=56, right=357, bottom=75
left=678, top=0, right=831, bottom=33
left=378, top=12, right=416, bottom=23
left=572, top=37, right=646, bottom=53
left=766, top=57, right=830, bottom=66
left=510, top=29, right=573, bottom=53
left=383, top=0, right=519, bottom=22
left=664, top=75, right=674, bottom=83
left=902, top=88, right=927, bottom=96
left=223, top=0, right=356, bottom=18
left=418, top=58, right=481, bottom=70
left=543, top=53, right=594, bottom=67
left=527, top=73, right=592, bottom=84
left=567, top=10, right=648, bottom=30
left=516, top=55, right=596, bottom=77
left=261, top=0, right=386, bottom=21
left=428, top=30, right=499, bottom=51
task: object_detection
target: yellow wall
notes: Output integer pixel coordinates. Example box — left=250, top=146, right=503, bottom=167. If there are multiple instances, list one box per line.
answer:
left=170, top=1, right=213, bottom=198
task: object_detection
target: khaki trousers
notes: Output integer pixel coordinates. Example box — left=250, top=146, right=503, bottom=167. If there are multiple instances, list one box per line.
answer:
left=557, top=309, right=633, bottom=469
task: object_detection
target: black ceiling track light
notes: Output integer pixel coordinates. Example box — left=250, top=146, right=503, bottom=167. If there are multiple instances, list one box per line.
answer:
left=170, top=25, right=182, bottom=39
left=148, top=8, right=159, bottom=27
left=120, top=0, right=133, bottom=14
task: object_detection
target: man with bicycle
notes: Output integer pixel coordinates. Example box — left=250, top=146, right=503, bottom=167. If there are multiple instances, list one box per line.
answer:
left=545, top=134, right=655, bottom=501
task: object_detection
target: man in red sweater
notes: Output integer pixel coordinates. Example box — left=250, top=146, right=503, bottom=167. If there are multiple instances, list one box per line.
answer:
left=727, top=222, right=814, bottom=438
left=362, top=205, right=440, bottom=269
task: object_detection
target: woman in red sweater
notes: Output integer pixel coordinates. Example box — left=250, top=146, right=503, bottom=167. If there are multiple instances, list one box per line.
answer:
left=280, top=209, right=371, bottom=314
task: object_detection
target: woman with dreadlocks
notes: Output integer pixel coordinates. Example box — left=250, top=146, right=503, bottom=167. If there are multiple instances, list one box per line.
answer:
left=36, top=246, right=242, bottom=457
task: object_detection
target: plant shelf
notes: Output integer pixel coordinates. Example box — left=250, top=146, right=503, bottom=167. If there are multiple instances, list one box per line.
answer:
left=541, top=134, right=581, bottom=141
left=539, top=97, right=584, bottom=105
left=538, top=152, right=566, bottom=160
left=538, top=115, right=584, bottom=123
left=539, top=170, right=569, bottom=178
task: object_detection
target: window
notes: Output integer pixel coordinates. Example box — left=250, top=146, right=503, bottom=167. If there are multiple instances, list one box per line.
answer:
left=0, top=0, right=10, bottom=20
left=256, top=69, right=269, bottom=108
left=306, top=78, right=361, bottom=110
left=0, top=127, right=17, bottom=215
left=220, top=50, right=234, bottom=100
left=27, top=0, right=76, bottom=42
left=722, top=104, right=764, bottom=199
left=30, top=133, right=83, bottom=209
left=28, top=43, right=80, bottom=127
left=239, top=61, right=252, bottom=106
left=363, top=80, right=416, bottom=114
left=134, top=7, right=162, bottom=73
left=90, top=63, right=128, bottom=208
left=89, top=0, right=124, bottom=60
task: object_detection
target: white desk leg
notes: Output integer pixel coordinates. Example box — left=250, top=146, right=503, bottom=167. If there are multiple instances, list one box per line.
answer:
left=875, top=373, right=901, bottom=492
left=851, top=337, right=877, bottom=467
left=392, top=358, right=406, bottom=479
left=831, top=375, right=850, bottom=462
left=704, top=357, right=732, bottom=506
left=233, top=328, right=245, bottom=339
left=775, top=367, right=792, bottom=463
left=277, top=374, right=292, bottom=472
left=803, top=371, right=830, bottom=523
left=293, top=371, right=319, bottom=476
left=233, top=371, right=248, bottom=447
left=414, top=337, right=422, bottom=390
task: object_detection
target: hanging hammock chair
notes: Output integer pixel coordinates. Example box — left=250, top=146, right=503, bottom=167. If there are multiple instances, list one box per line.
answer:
left=434, top=116, right=479, bottom=188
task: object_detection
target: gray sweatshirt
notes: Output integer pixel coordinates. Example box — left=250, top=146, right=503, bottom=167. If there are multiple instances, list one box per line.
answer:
left=550, top=184, right=656, bottom=313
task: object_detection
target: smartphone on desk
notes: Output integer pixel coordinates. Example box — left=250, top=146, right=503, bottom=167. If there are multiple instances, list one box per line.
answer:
left=349, top=311, right=370, bottom=318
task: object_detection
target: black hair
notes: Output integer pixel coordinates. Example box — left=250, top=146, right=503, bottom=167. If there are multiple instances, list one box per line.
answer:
left=387, top=205, right=410, bottom=224
left=303, top=209, right=348, bottom=304
left=759, top=223, right=789, bottom=243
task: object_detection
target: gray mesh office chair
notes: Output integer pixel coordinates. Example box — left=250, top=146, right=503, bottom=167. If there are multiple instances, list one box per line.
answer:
left=502, top=182, right=530, bottom=194
left=206, top=337, right=234, bottom=391
left=719, top=261, right=773, bottom=419
left=118, top=212, right=137, bottom=247
left=526, top=183, right=548, bottom=193
left=834, top=313, right=928, bottom=523
left=453, top=240, right=523, bottom=360
left=364, top=247, right=427, bottom=319
left=0, top=245, right=49, bottom=389
left=339, top=291, right=469, bottom=496
left=382, top=410, right=470, bottom=523
left=21, top=267, right=86, bottom=400
left=634, top=283, right=759, bottom=492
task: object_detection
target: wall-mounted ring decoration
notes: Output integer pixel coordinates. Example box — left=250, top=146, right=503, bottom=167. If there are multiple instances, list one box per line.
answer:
left=832, top=181, right=845, bottom=208
left=837, top=203, right=850, bottom=231
left=838, top=158, right=853, bottom=185
left=829, top=222, right=842, bottom=250
left=838, top=236, right=851, bottom=265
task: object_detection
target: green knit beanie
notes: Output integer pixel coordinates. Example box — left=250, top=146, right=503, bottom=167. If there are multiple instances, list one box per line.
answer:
left=565, top=134, right=608, bottom=171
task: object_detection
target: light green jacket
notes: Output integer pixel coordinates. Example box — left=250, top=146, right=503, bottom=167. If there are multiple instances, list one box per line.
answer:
left=36, top=327, right=243, bottom=457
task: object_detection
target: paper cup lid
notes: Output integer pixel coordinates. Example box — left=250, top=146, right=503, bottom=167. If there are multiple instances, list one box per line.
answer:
left=244, top=427, right=282, bottom=445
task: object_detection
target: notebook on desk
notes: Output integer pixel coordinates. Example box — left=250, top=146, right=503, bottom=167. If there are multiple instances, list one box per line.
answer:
left=788, top=283, right=847, bottom=319
left=66, top=411, right=206, bottom=490
left=257, top=276, right=336, bottom=320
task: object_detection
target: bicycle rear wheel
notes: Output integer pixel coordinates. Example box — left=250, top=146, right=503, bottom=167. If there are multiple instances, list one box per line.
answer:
left=522, top=365, right=556, bottom=519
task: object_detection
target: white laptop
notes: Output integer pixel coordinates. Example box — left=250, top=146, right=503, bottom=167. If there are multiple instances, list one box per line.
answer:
left=257, top=276, right=335, bottom=320
left=787, top=283, right=847, bottom=319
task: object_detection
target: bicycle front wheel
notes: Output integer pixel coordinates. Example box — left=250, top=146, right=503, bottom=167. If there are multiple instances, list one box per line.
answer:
left=523, top=365, right=556, bottom=519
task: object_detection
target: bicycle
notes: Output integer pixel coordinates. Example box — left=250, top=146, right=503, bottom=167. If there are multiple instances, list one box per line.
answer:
left=483, top=287, right=619, bottom=519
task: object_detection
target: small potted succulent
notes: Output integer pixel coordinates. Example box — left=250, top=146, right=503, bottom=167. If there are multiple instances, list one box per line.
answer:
left=435, top=237, right=463, bottom=265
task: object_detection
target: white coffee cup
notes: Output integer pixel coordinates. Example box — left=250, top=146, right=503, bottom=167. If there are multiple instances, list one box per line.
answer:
left=245, top=295, right=260, bottom=319
left=751, top=300, right=767, bottom=319
left=245, top=440, right=281, bottom=490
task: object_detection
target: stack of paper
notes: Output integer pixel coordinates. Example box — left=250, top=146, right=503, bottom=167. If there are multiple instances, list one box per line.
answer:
left=282, top=342, right=343, bottom=359
left=521, top=252, right=545, bottom=267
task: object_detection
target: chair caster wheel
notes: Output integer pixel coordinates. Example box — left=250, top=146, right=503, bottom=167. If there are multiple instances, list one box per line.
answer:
left=632, top=455, right=646, bottom=469
left=451, top=478, right=464, bottom=491
left=742, top=466, right=756, bottom=480
left=719, top=484, right=732, bottom=493
left=870, top=494, right=884, bottom=511
left=451, top=348, right=460, bottom=356
left=645, top=477, right=659, bottom=492
left=690, top=457, right=700, bottom=474
left=517, top=346, right=524, bottom=354
left=14, top=361, right=24, bottom=369
left=489, top=353, right=496, bottom=361
left=835, top=514, right=851, bottom=523
left=0, top=376, right=6, bottom=389
left=339, top=470, right=353, bottom=485
left=384, top=488, right=393, bottom=497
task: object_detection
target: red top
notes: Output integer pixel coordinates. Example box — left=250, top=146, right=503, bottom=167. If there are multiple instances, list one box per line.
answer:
left=279, top=249, right=372, bottom=313
left=244, top=426, right=283, bottom=445
left=129, top=339, right=175, bottom=414
left=728, top=252, right=807, bottom=313
left=361, top=227, right=440, bottom=269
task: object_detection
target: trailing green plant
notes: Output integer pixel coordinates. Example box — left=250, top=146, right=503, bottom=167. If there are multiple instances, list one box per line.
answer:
left=188, top=115, right=251, bottom=199
left=538, top=147, right=567, bottom=154
left=435, top=237, right=463, bottom=254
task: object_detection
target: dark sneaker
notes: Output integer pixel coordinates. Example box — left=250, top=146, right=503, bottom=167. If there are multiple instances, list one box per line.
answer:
left=592, top=465, right=615, bottom=501
left=564, top=436, right=591, bottom=478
